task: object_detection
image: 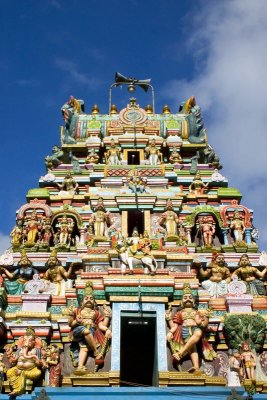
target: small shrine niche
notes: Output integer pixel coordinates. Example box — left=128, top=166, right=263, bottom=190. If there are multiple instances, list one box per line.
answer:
left=52, top=214, right=80, bottom=248
left=127, top=150, right=140, bottom=165
left=127, top=210, right=144, bottom=237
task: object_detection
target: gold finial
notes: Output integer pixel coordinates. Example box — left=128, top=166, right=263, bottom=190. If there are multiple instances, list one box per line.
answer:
left=145, top=104, right=153, bottom=114
left=50, top=248, right=58, bottom=258
left=162, top=104, right=171, bottom=114
left=110, top=104, right=118, bottom=114
left=91, top=104, right=100, bottom=114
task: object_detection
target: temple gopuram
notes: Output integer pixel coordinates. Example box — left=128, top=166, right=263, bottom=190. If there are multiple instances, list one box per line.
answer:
left=0, top=74, right=267, bottom=400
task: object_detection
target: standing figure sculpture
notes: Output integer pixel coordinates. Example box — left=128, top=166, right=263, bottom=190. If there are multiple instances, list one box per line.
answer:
left=166, top=284, right=215, bottom=372
left=189, top=172, right=208, bottom=195
left=61, top=96, right=84, bottom=144
left=145, top=138, right=162, bottom=165
left=6, top=327, right=44, bottom=396
left=44, top=344, right=61, bottom=387
left=159, top=199, right=179, bottom=238
left=240, top=342, right=256, bottom=380
left=25, top=211, right=40, bottom=246
left=40, top=216, right=54, bottom=246
left=232, top=254, right=266, bottom=296
left=227, top=350, right=243, bottom=387
left=67, top=282, right=112, bottom=374
left=197, top=215, right=216, bottom=247
left=10, top=219, right=24, bottom=248
left=56, top=214, right=75, bottom=246
left=0, top=250, right=38, bottom=295
left=194, top=253, right=231, bottom=298
left=104, top=138, right=122, bottom=165
left=89, top=198, right=111, bottom=238
left=44, top=250, right=75, bottom=296
left=230, top=211, right=245, bottom=243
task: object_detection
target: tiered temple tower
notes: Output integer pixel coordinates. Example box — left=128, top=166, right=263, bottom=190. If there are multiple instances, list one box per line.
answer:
left=0, top=76, right=267, bottom=399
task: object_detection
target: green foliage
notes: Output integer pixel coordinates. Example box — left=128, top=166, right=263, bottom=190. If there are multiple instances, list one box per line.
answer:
left=224, top=314, right=265, bottom=352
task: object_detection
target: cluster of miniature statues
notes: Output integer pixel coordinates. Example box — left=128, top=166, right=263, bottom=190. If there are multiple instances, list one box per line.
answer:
left=0, top=271, right=263, bottom=394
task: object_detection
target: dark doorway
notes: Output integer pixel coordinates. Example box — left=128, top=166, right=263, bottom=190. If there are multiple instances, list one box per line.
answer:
left=128, top=151, right=140, bottom=165
left=128, top=210, right=144, bottom=237
left=120, top=315, right=157, bottom=386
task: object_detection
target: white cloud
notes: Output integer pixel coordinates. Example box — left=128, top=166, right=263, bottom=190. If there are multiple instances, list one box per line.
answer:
left=0, top=233, right=11, bottom=254
left=162, top=0, right=267, bottom=250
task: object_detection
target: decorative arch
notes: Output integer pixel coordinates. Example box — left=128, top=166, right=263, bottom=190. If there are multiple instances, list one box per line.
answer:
left=17, top=199, right=52, bottom=219
left=185, top=205, right=223, bottom=228
left=220, top=200, right=252, bottom=228
left=51, top=206, right=83, bottom=227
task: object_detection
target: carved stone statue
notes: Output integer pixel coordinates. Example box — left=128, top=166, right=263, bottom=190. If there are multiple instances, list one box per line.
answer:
left=159, top=199, right=179, bottom=238
left=66, top=282, right=112, bottom=374
left=89, top=198, right=111, bottom=238
left=6, top=327, right=44, bottom=396
left=0, top=250, right=38, bottom=295
left=104, top=138, right=122, bottom=165
left=86, top=148, right=99, bottom=164
left=230, top=211, right=245, bottom=243
left=45, top=145, right=64, bottom=170
left=232, top=254, right=267, bottom=295
left=197, top=215, right=216, bottom=247
left=194, top=253, right=231, bottom=298
left=145, top=138, right=162, bottom=165
left=189, top=172, right=208, bottom=195
left=166, top=284, right=215, bottom=372
left=57, top=172, right=79, bottom=195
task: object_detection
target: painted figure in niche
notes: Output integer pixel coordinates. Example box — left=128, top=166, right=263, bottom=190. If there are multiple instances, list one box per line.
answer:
left=230, top=211, right=245, bottom=243
left=10, top=218, right=24, bottom=248
left=86, top=148, right=99, bottom=164
left=240, top=342, right=256, bottom=380
left=227, top=350, right=243, bottom=387
left=232, top=254, right=267, bottom=296
left=6, top=327, right=44, bottom=396
left=67, top=282, right=112, bottom=374
left=166, top=283, right=216, bottom=372
left=104, top=138, right=122, bottom=165
left=44, top=344, right=61, bottom=387
left=40, top=216, right=54, bottom=246
left=89, top=198, right=111, bottom=238
left=197, top=215, right=216, bottom=247
left=127, top=169, right=146, bottom=194
left=45, top=145, right=64, bottom=170
left=194, top=253, right=231, bottom=298
left=145, top=138, right=162, bottom=165
left=55, top=214, right=75, bottom=246
left=43, top=250, right=75, bottom=296
left=189, top=172, right=208, bottom=195
left=0, top=250, right=38, bottom=295
left=25, top=211, right=40, bottom=245
left=56, top=172, right=79, bottom=195
left=159, top=199, right=179, bottom=238
left=169, top=147, right=182, bottom=164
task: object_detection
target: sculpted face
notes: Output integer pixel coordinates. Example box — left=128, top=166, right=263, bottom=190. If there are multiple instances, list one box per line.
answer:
left=182, top=293, right=194, bottom=307
left=216, top=254, right=225, bottom=266
left=48, top=256, right=58, bottom=267
left=23, top=335, right=35, bottom=349
left=83, top=294, right=95, bottom=308
left=240, top=254, right=249, bottom=267
left=20, top=256, right=31, bottom=267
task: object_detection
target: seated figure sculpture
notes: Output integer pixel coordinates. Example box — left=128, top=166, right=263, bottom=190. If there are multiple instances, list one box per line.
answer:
left=166, top=283, right=215, bottom=372
left=232, top=254, right=267, bottom=295
left=0, top=250, right=38, bottom=295
left=56, top=172, right=79, bottom=195
left=127, top=169, right=146, bottom=194
left=67, top=282, right=112, bottom=374
left=86, top=148, right=99, bottom=164
left=194, top=253, right=231, bottom=298
left=45, top=145, right=64, bottom=170
left=169, top=147, right=182, bottom=164
left=6, top=327, right=44, bottom=396
left=189, top=172, right=208, bottom=195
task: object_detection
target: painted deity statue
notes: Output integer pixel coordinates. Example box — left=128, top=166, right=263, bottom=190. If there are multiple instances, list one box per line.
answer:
left=0, top=250, right=38, bottom=295
left=6, top=327, right=44, bottom=396
left=127, top=169, right=146, bottom=194
left=56, top=214, right=75, bottom=246
left=43, top=250, right=75, bottom=296
left=227, top=350, right=243, bottom=387
left=43, top=344, right=61, bottom=387
left=197, top=215, right=216, bottom=247
left=10, top=219, right=24, bottom=248
left=67, top=282, right=112, bottom=374
left=25, top=210, right=40, bottom=245
left=169, top=147, right=182, bottom=164
left=159, top=199, right=179, bottom=238
left=104, top=138, right=122, bottom=165
left=61, top=96, right=84, bottom=144
left=232, top=254, right=267, bottom=296
left=56, top=172, right=79, bottom=195
left=189, top=172, right=208, bottom=195
left=86, top=148, right=99, bottom=164
left=194, top=253, right=231, bottom=298
left=166, top=284, right=216, bottom=372
left=40, top=216, right=54, bottom=246
left=240, top=342, right=256, bottom=380
left=230, top=211, right=245, bottom=243
left=145, top=138, right=162, bottom=165
left=89, top=198, right=111, bottom=238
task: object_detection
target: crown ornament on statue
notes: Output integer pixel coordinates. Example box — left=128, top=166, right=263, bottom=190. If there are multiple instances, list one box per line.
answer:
left=25, top=326, right=36, bottom=337
left=182, top=283, right=193, bottom=295
left=84, top=281, right=94, bottom=296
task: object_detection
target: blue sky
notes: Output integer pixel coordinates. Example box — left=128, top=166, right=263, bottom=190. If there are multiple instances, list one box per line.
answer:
left=1, top=0, right=267, bottom=252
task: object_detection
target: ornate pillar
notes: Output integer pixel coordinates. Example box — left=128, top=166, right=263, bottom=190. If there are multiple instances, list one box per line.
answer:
left=245, top=228, right=252, bottom=245
left=121, top=211, right=128, bottom=237
left=185, top=227, right=192, bottom=244
left=79, top=226, right=86, bottom=244
left=144, top=210, right=151, bottom=235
